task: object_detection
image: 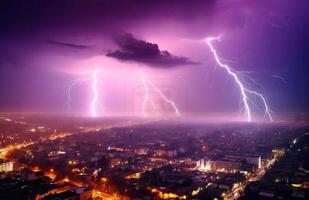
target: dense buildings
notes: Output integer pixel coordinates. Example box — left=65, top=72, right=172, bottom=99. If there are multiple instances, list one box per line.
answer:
left=241, top=132, right=309, bottom=200
left=0, top=113, right=308, bottom=199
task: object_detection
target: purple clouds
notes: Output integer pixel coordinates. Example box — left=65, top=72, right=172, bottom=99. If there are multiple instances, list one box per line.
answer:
left=106, top=33, right=199, bottom=68
left=47, top=40, right=93, bottom=50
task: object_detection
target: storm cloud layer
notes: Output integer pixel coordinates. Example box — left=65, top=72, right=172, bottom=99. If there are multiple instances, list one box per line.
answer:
left=106, top=34, right=199, bottom=67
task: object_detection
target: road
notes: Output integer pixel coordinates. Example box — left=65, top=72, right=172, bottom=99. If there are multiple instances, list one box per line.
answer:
left=225, top=149, right=284, bottom=200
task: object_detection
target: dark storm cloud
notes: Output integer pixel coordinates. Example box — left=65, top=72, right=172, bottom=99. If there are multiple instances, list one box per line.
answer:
left=47, top=40, right=93, bottom=49
left=106, top=33, right=200, bottom=67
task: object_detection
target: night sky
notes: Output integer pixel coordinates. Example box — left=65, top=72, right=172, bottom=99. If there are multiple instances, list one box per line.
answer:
left=0, top=0, right=308, bottom=121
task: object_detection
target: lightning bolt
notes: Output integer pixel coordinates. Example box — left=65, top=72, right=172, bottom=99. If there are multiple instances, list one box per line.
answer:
left=140, top=71, right=155, bottom=117
left=140, top=71, right=149, bottom=117
left=90, top=69, right=99, bottom=117
left=140, top=71, right=180, bottom=117
left=65, top=78, right=90, bottom=110
left=205, top=35, right=273, bottom=122
left=66, top=81, right=77, bottom=111
left=148, top=80, right=180, bottom=117
left=65, top=70, right=101, bottom=117
left=272, top=74, right=287, bottom=84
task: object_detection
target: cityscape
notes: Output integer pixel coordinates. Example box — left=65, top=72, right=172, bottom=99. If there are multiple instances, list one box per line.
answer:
left=0, top=114, right=307, bottom=199
left=1, top=0, right=309, bottom=200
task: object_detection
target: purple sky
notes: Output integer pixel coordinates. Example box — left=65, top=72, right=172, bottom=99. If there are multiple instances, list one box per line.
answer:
left=0, top=0, right=308, bottom=121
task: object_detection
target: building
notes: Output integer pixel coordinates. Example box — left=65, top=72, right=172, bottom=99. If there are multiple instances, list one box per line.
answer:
left=196, top=158, right=213, bottom=171
left=0, top=160, right=13, bottom=172
left=225, top=155, right=261, bottom=168
left=214, top=160, right=241, bottom=172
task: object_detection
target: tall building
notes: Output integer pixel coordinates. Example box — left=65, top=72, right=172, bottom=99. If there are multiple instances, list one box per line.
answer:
left=0, top=160, right=13, bottom=172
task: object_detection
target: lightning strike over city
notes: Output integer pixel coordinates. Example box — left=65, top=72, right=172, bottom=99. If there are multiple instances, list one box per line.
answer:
left=140, top=71, right=180, bottom=117
left=140, top=71, right=154, bottom=117
left=90, top=70, right=100, bottom=117
left=206, top=36, right=273, bottom=122
left=65, top=70, right=102, bottom=117
left=0, top=1, right=308, bottom=200
left=148, top=79, right=180, bottom=117
left=65, top=78, right=90, bottom=110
